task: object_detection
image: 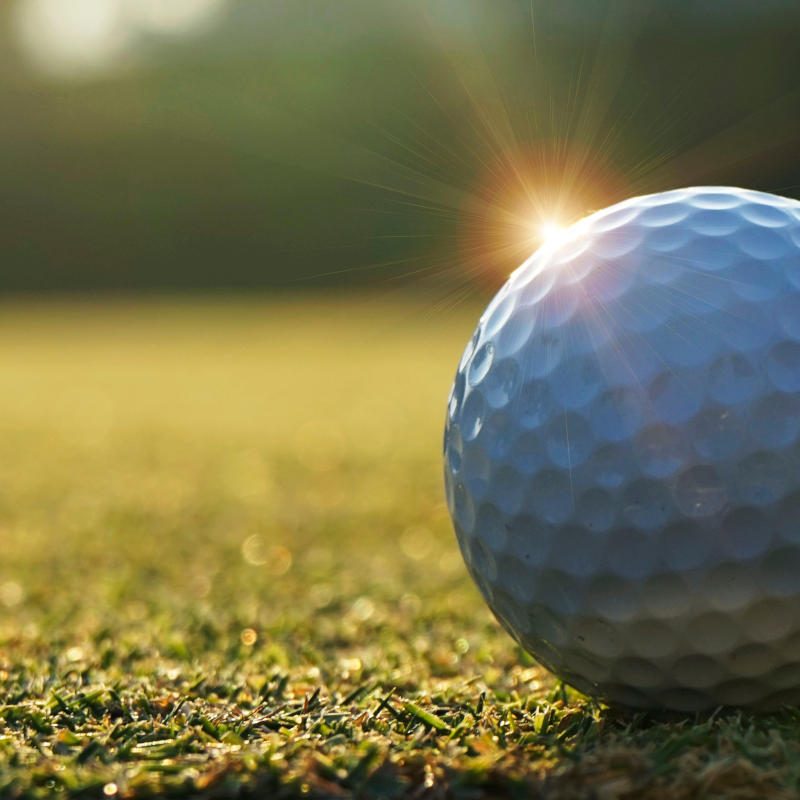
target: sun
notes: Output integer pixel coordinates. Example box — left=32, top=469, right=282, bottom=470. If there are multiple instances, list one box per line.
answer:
left=538, top=219, right=571, bottom=247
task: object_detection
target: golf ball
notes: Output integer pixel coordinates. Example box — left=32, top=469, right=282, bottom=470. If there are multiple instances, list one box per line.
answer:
left=444, top=186, right=800, bottom=711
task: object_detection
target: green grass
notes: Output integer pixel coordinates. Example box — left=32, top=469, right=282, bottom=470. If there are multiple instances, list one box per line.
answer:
left=2, top=294, right=800, bottom=799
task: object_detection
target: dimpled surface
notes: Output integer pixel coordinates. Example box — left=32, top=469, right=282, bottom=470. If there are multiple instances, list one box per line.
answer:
left=444, top=187, right=800, bottom=711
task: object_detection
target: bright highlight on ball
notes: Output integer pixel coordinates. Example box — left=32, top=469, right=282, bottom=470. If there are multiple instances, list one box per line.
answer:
left=445, top=186, right=800, bottom=711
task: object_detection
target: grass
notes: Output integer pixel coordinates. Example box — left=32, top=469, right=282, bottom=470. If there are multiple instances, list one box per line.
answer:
left=2, top=293, right=800, bottom=799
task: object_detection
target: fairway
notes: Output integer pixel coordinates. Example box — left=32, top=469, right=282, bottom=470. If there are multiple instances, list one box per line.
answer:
left=2, top=295, right=800, bottom=799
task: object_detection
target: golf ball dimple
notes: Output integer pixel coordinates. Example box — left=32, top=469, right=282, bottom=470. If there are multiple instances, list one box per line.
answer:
left=444, top=186, right=800, bottom=711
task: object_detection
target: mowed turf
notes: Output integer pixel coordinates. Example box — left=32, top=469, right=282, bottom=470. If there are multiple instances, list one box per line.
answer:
left=2, top=294, right=800, bottom=799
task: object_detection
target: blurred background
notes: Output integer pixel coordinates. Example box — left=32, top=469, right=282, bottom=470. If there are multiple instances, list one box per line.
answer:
left=3, top=0, right=800, bottom=294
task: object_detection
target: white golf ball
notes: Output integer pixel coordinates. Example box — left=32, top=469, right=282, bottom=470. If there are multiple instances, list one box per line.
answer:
left=445, top=186, right=800, bottom=711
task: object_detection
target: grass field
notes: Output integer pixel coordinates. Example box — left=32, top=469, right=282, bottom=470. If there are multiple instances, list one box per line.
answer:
left=2, top=294, right=800, bottom=799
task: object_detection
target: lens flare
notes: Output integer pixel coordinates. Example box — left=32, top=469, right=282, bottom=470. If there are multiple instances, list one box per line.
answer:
left=457, top=140, right=629, bottom=288
left=538, top=220, right=570, bottom=246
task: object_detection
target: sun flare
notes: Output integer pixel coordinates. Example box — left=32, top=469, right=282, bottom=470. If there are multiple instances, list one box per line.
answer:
left=538, top=219, right=571, bottom=247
